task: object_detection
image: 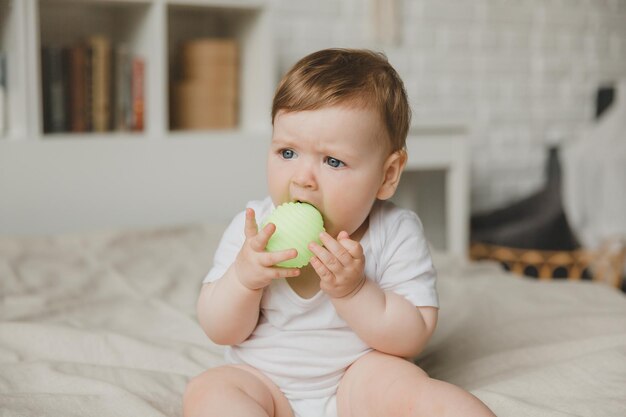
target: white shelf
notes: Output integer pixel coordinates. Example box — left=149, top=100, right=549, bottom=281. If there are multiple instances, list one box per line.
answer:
left=166, top=0, right=266, bottom=8
left=0, top=0, right=273, bottom=141
left=0, top=131, right=271, bottom=235
left=392, top=130, right=470, bottom=257
left=1, top=0, right=29, bottom=139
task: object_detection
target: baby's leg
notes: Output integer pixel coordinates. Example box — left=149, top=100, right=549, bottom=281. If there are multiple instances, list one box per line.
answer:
left=184, top=364, right=294, bottom=417
left=337, top=351, right=495, bottom=417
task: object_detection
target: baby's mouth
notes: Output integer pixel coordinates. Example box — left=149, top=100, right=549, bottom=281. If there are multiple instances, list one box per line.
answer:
left=294, top=199, right=315, bottom=209
left=294, top=199, right=306, bottom=204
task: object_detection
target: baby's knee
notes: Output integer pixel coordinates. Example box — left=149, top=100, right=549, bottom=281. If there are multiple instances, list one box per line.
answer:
left=184, top=368, right=225, bottom=406
left=338, top=352, right=431, bottom=417
left=184, top=365, right=281, bottom=417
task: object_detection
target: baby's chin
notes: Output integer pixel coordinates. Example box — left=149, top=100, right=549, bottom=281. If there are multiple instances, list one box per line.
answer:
left=324, top=224, right=352, bottom=239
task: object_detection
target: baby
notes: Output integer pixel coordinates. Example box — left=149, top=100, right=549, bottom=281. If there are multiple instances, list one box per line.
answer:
left=184, top=49, right=495, bottom=417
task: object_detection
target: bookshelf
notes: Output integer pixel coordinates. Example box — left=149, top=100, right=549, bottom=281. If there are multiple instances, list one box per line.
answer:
left=0, top=0, right=273, bottom=140
left=0, top=0, right=275, bottom=235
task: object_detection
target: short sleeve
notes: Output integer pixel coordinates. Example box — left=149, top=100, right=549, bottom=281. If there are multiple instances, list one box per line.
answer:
left=376, top=209, right=439, bottom=308
left=203, top=210, right=246, bottom=284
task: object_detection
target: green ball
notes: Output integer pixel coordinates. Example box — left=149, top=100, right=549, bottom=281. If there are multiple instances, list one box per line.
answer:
left=263, top=202, right=325, bottom=268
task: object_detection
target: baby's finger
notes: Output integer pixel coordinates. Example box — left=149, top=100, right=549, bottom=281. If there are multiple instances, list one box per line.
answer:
left=250, top=222, right=276, bottom=252
left=310, top=256, right=333, bottom=282
left=319, top=231, right=353, bottom=266
left=309, top=241, right=342, bottom=273
left=244, top=208, right=258, bottom=239
left=267, top=266, right=301, bottom=279
left=337, top=233, right=363, bottom=259
left=261, top=248, right=298, bottom=267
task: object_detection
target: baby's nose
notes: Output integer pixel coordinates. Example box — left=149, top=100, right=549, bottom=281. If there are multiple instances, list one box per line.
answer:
left=292, top=162, right=317, bottom=189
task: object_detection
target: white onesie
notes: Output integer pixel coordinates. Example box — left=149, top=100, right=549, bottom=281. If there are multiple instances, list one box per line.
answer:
left=203, top=197, right=438, bottom=417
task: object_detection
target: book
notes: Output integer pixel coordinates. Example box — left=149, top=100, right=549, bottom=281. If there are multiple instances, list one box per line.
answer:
left=41, top=36, right=141, bottom=134
left=173, top=80, right=236, bottom=129
left=131, top=57, right=144, bottom=131
left=41, top=46, right=69, bottom=133
left=115, top=45, right=132, bottom=131
left=180, top=39, right=238, bottom=80
left=173, top=38, right=238, bottom=130
left=68, top=44, right=88, bottom=132
left=84, top=44, right=93, bottom=132
left=0, top=51, right=6, bottom=137
left=89, top=35, right=111, bottom=132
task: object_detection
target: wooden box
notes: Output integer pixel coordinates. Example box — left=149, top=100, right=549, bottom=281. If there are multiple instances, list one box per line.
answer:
left=172, top=38, right=238, bottom=130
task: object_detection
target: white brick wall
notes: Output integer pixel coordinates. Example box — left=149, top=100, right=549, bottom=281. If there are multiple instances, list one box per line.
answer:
left=268, top=0, right=626, bottom=213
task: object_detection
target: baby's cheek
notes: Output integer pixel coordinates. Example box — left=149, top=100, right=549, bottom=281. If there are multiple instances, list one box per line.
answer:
left=322, top=199, right=366, bottom=236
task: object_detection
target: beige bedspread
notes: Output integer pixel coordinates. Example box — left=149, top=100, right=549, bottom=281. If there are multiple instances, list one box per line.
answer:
left=1, top=224, right=625, bottom=416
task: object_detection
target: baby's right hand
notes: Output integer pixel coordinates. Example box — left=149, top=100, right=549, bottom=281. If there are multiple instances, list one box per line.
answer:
left=233, top=208, right=300, bottom=290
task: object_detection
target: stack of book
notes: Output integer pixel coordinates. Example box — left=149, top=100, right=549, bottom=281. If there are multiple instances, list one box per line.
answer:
left=0, top=51, right=6, bottom=137
left=171, top=38, right=238, bottom=130
left=41, top=35, right=144, bottom=134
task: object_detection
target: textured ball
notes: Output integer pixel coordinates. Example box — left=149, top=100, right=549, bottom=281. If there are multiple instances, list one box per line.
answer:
left=263, top=202, right=325, bottom=268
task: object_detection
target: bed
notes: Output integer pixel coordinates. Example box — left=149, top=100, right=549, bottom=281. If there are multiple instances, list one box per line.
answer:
left=1, top=222, right=625, bottom=416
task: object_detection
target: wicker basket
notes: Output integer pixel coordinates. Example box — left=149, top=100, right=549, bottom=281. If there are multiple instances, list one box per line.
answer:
left=469, top=238, right=626, bottom=288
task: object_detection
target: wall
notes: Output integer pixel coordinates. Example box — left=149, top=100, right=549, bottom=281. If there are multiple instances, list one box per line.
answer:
left=268, top=0, right=626, bottom=213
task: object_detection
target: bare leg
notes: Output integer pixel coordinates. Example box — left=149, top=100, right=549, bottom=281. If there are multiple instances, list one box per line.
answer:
left=184, top=365, right=294, bottom=417
left=337, top=351, right=496, bottom=417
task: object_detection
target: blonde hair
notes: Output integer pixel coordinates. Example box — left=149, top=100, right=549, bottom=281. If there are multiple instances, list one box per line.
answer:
left=272, top=48, right=411, bottom=153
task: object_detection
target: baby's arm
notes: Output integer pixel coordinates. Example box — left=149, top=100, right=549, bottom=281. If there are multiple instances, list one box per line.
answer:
left=197, top=208, right=300, bottom=345
left=333, top=279, right=437, bottom=358
left=309, top=231, right=437, bottom=358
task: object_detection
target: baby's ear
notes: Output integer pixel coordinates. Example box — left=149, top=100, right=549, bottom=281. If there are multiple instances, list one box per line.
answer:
left=377, top=150, right=407, bottom=200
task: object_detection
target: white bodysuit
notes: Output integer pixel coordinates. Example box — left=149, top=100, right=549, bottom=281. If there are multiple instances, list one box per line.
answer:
left=203, top=197, right=439, bottom=417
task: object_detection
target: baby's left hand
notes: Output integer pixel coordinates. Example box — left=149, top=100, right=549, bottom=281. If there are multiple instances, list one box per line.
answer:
left=309, top=231, right=366, bottom=299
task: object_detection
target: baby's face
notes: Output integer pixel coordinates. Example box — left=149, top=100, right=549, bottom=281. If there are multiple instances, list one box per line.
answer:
left=268, top=105, right=390, bottom=238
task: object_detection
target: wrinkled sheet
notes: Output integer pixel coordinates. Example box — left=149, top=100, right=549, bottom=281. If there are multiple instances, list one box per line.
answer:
left=1, top=224, right=625, bottom=416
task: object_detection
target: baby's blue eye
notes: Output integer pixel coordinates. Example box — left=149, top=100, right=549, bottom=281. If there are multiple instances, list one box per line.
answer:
left=325, top=157, right=345, bottom=168
left=281, top=149, right=296, bottom=159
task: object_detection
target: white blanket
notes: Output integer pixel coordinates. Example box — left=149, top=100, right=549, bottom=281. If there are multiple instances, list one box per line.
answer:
left=1, top=225, right=625, bottom=416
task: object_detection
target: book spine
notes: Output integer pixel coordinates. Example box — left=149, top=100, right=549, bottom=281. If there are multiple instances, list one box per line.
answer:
left=42, top=46, right=68, bottom=133
left=123, top=54, right=133, bottom=130
left=89, top=36, right=111, bottom=132
left=68, top=44, right=87, bottom=132
left=62, top=47, right=71, bottom=132
left=41, top=47, right=51, bottom=133
left=84, top=45, right=93, bottom=132
left=131, top=57, right=144, bottom=132
left=115, top=45, right=131, bottom=131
